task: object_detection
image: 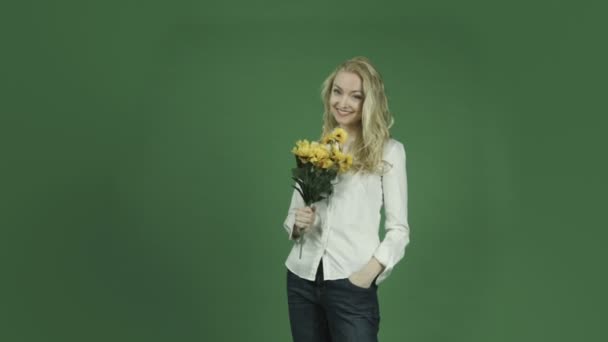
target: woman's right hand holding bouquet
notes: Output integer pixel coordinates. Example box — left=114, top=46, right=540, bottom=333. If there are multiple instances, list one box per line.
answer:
left=291, top=206, right=317, bottom=239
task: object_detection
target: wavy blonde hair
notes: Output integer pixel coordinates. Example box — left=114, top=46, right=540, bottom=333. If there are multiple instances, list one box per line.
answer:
left=319, top=56, right=395, bottom=175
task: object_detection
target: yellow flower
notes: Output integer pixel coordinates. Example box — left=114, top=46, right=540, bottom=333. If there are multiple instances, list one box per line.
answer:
left=292, top=135, right=351, bottom=172
left=298, top=139, right=312, bottom=150
left=314, top=145, right=330, bottom=159
left=339, top=154, right=353, bottom=173
left=320, top=128, right=348, bottom=145
left=331, top=128, right=348, bottom=145
left=318, top=158, right=334, bottom=169
left=292, top=139, right=313, bottom=159
left=331, top=145, right=344, bottom=161
left=327, top=143, right=352, bottom=173
left=309, top=144, right=330, bottom=164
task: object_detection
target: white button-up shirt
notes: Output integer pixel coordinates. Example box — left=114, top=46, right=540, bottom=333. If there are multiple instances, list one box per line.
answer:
left=283, top=138, right=410, bottom=286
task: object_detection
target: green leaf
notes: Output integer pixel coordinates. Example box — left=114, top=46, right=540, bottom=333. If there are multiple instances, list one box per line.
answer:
left=292, top=184, right=305, bottom=201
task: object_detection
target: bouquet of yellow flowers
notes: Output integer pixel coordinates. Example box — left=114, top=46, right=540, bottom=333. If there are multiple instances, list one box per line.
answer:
left=290, top=127, right=353, bottom=258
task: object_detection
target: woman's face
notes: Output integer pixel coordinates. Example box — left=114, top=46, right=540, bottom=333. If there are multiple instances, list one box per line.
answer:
left=330, top=71, right=364, bottom=131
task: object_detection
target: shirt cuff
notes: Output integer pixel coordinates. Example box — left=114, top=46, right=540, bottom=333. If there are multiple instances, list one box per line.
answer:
left=284, top=213, right=297, bottom=241
left=373, top=245, right=394, bottom=285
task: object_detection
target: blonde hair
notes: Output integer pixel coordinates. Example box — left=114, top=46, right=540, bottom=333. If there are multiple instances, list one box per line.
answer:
left=319, top=56, right=394, bottom=175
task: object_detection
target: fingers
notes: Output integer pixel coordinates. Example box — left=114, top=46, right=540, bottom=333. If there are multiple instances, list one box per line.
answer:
left=295, top=208, right=314, bottom=220
left=295, top=207, right=315, bottom=231
left=294, top=217, right=313, bottom=230
left=296, top=208, right=312, bottom=215
left=294, top=206, right=317, bottom=234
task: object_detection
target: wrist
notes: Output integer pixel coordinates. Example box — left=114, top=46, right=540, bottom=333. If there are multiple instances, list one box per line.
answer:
left=364, top=257, right=385, bottom=278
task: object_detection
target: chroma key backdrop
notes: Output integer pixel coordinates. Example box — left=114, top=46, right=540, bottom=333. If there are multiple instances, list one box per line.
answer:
left=1, top=1, right=606, bottom=341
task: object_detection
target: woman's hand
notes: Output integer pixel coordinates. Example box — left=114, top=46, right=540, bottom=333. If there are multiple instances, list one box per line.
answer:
left=348, top=272, right=375, bottom=289
left=292, top=206, right=316, bottom=238
left=347, top=257, right=386, bottom=289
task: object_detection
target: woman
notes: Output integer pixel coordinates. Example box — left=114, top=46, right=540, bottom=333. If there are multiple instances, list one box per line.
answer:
left=282, top=56, right=411, bottom=342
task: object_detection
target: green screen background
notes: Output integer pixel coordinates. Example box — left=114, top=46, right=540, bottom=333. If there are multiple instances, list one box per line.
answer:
left=2, top=1, right=606, bottom=341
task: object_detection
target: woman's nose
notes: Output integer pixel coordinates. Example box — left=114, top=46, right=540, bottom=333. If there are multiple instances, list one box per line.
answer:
left=338, top=95, right=349, bottom=108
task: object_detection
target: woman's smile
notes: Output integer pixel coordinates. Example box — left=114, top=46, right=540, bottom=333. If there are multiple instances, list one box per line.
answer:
left=336, top=108, right=353, bottom=116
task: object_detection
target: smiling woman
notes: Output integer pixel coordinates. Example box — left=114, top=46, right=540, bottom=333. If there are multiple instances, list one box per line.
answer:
left=282, top=56, right=411, bottom=342
left=330, top=72, right=364, bottom=148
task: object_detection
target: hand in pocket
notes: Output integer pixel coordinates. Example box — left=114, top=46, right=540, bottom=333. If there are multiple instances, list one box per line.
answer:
left=347, top=270, right=373, bottom=289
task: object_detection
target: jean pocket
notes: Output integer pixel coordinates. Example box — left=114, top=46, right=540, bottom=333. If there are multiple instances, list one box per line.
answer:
left=344, top=277, right=374, bottom=291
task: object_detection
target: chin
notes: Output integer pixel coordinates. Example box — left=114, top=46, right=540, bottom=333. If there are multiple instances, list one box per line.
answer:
left=333, top=113, right=353, bottom=124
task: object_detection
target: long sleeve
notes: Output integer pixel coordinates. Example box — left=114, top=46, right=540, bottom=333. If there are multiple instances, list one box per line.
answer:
left=283, top=183, right=322, bottom=241
left=373, top=141, right=411, bottom=284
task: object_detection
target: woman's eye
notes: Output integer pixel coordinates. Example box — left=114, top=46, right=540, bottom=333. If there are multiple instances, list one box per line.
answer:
left=332, top=88, right=361, bottom=99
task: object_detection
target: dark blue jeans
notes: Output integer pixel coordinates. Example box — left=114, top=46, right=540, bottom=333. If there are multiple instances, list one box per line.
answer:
left=286, top=259, right=380, bottom=342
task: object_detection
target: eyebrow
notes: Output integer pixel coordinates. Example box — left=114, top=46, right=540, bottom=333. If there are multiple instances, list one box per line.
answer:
left=333, top=84, right=363, bottom=94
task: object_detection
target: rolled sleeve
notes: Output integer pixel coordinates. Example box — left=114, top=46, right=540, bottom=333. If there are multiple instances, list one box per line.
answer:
left=373, top=141, right=411, bottom=285
left=283, top=185, right=304, bottom=240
